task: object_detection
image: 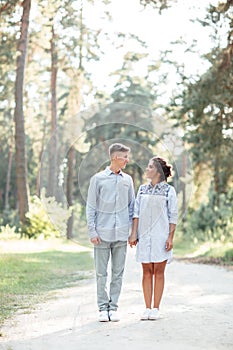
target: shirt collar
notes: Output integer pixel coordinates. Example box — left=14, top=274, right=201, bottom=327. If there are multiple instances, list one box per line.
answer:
left=148, top=180, right=166, bottom=189
left=105, top=166, right=124, bottom=177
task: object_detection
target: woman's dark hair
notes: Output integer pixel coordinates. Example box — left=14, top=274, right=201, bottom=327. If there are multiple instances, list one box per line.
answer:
left=151, top=156, right=172, bottom=181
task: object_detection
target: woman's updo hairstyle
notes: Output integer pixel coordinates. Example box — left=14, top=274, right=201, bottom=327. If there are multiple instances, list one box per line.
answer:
left=151, top=157, right=172, bottom=181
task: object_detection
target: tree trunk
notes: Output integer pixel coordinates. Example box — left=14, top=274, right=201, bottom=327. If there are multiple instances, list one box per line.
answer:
left=36, top=115, right=47, bottom=197
left=48, top=24, right=57, bottom=197
left=14, top=0, right=31, bottom=223
left=181, top=151, right=187, bottom=219
left=65, top=68, right=84, bottom=239
left=213, top=112, right=224, bottom=207
left=214, top=149, right=220, bottom=207
left=65, top=3, right=85, bottom=239
left=66, top=145, right=75, bottom=239
left=180, top=150, right=187, bottom=234
left=4, top=143, right=13, bottom=210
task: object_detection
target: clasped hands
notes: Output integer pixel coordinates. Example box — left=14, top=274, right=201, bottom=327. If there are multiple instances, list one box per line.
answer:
left=128, top=233, right=138, bottom=248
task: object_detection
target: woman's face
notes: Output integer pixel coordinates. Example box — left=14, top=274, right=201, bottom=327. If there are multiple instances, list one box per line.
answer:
left=145, top=160, right=159, bottom=180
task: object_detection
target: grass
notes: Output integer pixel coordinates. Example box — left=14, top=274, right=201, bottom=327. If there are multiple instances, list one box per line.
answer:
left=173, top=234, right=233, bottom=267
left=173, top=236, right=201, bottom=257
left=0, top=239, right=94, bottom=327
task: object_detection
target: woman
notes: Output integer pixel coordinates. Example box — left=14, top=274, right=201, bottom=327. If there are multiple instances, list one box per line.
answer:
left=128, top=156, right=178, bottom=320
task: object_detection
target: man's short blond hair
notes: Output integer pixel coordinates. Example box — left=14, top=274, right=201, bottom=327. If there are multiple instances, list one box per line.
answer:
left=109, top=143, right=130, bottom=158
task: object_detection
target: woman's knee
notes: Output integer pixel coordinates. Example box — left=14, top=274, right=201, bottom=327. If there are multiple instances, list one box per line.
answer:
left=142, top=263, right=153, bottom=277
left=154, top=262, right=166, bottom=277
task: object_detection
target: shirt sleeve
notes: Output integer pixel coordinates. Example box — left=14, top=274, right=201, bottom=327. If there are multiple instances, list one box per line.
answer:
left=167, top=186, right=178, bottom=224
left=86, top=175, right=98, bottom=239
left=133, top=186, right=141, bottom=218
left=128, top=176, right=135, bottom=222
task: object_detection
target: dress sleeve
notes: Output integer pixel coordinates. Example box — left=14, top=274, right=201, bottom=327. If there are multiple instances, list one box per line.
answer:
left=167, top=186, right=178, bottom=224
left=133, top=185, right=142, bottom=218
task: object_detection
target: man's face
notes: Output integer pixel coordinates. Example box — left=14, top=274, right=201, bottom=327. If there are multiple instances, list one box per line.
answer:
left=114, top=151, right=130, bottom=169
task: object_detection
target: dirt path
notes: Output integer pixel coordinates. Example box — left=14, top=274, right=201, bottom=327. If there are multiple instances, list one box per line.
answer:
left=1, top=248, right=233, bottom=350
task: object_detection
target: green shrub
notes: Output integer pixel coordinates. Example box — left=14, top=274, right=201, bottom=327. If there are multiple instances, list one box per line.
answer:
left=20, top=192, right=71, bottom=239
left=0, top=224, right=17, bottom=237
left=40, top=188, right=72, bottom=236
left=184, top=188, right=233, bottom=243
left=0, top=209, right=20, bottom=229
left=20, top=196, right=58, bottom=239
left=223, top=248, right=233, bottom=262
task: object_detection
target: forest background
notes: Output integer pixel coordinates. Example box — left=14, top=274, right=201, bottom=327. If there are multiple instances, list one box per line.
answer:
left=0, top=0, right=233, bottom=261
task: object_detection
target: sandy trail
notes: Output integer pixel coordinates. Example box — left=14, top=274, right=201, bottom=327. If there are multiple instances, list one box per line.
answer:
left=1, top=248, right=233, bottom=350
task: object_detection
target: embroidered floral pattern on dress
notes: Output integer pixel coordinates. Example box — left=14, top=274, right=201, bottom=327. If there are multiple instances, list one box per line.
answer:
left=139, top=181, right=169, bottom=197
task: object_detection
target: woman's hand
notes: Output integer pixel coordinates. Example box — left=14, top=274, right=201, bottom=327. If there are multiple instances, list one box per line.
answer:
left=165, top=236, right=173, bottom=251
left=166, top=224, right=176, bottom=251
left=128, top=233, right=138, bottom=247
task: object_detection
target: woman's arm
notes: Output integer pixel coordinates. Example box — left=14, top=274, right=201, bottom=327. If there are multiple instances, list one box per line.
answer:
left=128, top=218, right=139, bottom=247
left=165, top=223, right=176, bottom=251
left=166, top=186, right=178, bottom=251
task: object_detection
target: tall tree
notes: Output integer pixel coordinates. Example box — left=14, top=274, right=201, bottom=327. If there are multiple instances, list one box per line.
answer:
left=48, top=23, right=58, bottom=197
left=0, top=2, right=20, bottom=212
left=14, top=0, right=31, bottom=223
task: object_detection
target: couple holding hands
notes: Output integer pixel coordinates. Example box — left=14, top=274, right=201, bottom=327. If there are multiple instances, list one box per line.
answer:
left=86, top=143, right=178, bottom=322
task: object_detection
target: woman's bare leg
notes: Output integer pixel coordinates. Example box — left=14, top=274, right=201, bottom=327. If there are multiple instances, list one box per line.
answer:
left=142, top=263, right=153, bottom=308
left=153, top=260, right=167, bottom=309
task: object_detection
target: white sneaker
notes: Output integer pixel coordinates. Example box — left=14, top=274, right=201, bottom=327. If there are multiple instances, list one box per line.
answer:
left=140, top=308, right=151, bottom=320
left=109, top=310, right=120, bottom=322
left=99, top=310, right=109, bottom=322
left=149, top=308, right=160, bottom=320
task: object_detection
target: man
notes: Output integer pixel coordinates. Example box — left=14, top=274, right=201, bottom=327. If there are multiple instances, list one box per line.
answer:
left=86, top=143, right=135, bottom=322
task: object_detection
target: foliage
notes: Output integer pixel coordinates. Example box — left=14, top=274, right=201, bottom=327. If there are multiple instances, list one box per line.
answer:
left=185, top=188, right=233, bottom=242
left=20, top=192, right=71, bottom=239
left=0, top=209, right=19, bottom=229
left=0, top=0, right=233, bottom=247
left=40, top=189, right=72, bottom=236
left=223, top=248, right=233, bottom=262
left=165, top=2, right=233, bottom=244
left=170, top=51, right=233, bottom=198
left=0, top=224, right=17, bottom=237
left=20, top=196, right=58, bottom=239
left=82, top=101, right=158, bottom=197
left=0, top=0, right=20, bottom=15
left=140, top=0, right=175, bottom=12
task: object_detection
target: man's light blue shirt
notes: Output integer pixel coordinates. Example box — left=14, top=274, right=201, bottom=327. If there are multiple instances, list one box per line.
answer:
left=86, top=166, right=135, bottom=242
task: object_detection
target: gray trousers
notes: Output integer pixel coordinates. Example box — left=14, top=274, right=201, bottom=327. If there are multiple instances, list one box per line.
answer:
left=94, top=240, right=127, bottom=311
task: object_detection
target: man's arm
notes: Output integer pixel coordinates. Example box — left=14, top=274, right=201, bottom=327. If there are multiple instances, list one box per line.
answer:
left=128, top=176, right=135, bottom=222
left=86, top=176, right=100, bottom=243
left=128, top=184, right=140, bottom=247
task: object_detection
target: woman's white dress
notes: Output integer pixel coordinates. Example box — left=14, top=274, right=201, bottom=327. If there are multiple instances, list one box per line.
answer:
left=134, top=181, right=178, bottom=263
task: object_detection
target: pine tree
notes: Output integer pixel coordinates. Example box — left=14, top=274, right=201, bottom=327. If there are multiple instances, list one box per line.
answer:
left=14, top=0, right=31, bottom=224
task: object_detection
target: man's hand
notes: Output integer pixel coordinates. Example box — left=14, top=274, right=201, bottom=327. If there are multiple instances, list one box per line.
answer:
left=90, top=236, right=101, bottom=245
